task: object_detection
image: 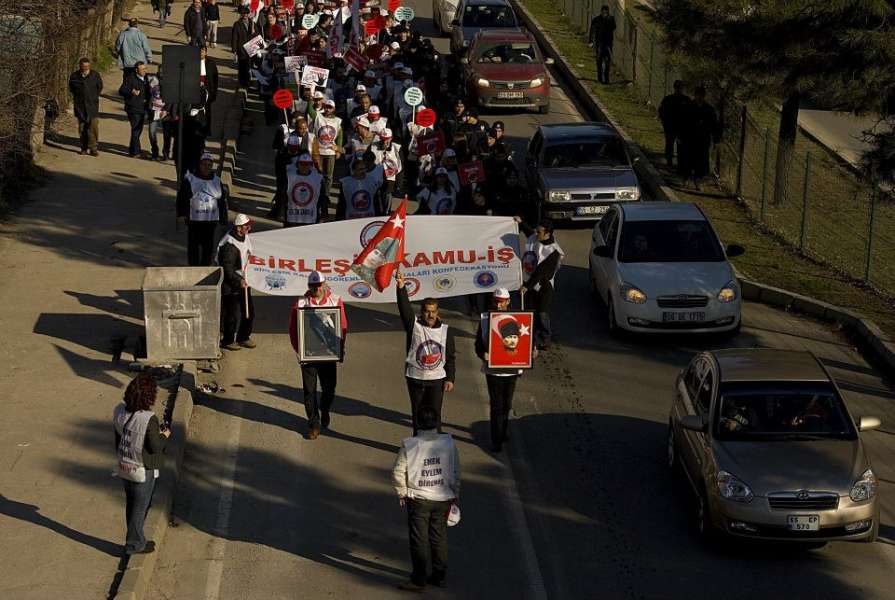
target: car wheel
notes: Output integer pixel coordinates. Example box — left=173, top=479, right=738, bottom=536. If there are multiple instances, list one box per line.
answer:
left=607, top=295, right=622, bottom=337
left=538, top=103, right=550, bottom=115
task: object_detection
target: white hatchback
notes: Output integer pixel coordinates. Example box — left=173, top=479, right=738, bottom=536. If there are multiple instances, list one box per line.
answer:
left=589, top=202, right=744, bottom=335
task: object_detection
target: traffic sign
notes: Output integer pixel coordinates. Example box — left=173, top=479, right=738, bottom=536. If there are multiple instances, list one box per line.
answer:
left=273, top=89, right=295, bottom=109
left=404, top=86, right=424, bottom=107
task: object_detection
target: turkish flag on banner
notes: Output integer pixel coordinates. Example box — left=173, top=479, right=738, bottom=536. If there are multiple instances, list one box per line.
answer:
left=388, top=0, right=401, bottom=11
left=350, top=197, right=408, bottom=292
left=459, top=161, right=487, bottom=185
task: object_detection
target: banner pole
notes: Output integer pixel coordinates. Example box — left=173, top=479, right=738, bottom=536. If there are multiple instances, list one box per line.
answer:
left=244, top=286, right=250, bottom=318
left=521, top=289, right=525, bottom=311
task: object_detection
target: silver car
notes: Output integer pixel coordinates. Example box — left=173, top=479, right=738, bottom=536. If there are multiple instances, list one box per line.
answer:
left=669, top=349, right=881, bottom=544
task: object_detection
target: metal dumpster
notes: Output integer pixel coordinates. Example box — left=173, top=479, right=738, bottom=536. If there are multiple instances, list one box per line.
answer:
left=142, top=266, right=222, bottom=360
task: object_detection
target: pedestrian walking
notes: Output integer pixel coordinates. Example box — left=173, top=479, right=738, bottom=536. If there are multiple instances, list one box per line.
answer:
left=217, top=214, right=256, bottom=351
left=518, top=218, right=564, bottom=350
left=680, top=85, right=719, bottom=189
left=288, top=271, right=348, bottom=439
left=658, top=80, right=691, bottom=170
left=231, top=7, right=260, bottom=89
left=119, top=61, right=151, bottom=157
left=200, top=46, right=219, bottom=136
left=588, top=5, right=616, bottom=84
left=283, top=153, right=324, bottom=226
left=336, top=159, right=383, bottom=220
left=115, top=18, right=152, bottom=82
left=184, top=0, right=208, bottom=46
left=152, top=0, right=171, bottom=27
left=204, top=0, right=221, bottom=48
left=113, top=373, right=170, bottom=556
left=312, top=98, right=344, bottom=210
left=392, top=405, right=460, bottom=592
left=68, top=57, right=103, bottom=156
left=146, top=68, right=171, bottom=160
left=177, top=152, right=229, bottom=265
left=396, top=271, right=456, bottom=435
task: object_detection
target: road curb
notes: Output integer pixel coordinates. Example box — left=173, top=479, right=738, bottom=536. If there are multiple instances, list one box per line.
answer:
left=114, top=362, right=197, bottom=600
left=509, top=0, right=681, bottom=204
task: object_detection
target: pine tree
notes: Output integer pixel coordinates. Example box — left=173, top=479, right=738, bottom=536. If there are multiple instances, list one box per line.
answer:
left=654, top=0, right=895, bottom=202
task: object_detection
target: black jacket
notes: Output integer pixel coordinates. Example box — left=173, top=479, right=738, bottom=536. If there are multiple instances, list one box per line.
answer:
left=119, top=73, right=150, bottom=115
left=218, top=231, right=247, bottom=295
left=520, top=223, right=561, bottom=290
left=232, top=18, right=260, bottom=60
left=203, top=57, right=219, bottom=103
left=658, top=92, right=692, bottom=135
left=184, top=6, right=207, bottom=41
left=204, top=3, right=221, bottom=21
left=69, top=69, right=103, bottom=121
left=397, top=286, right=456, bottom=382
left=589, top=14, right=616, bottom=49
left=114, top=413, right=168, bottom=471
left=176, top=172, right=229, bottom=222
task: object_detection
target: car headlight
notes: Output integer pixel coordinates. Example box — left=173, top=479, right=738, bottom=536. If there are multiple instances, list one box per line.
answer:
left=717, top=280, right=738, bottom=303
left=717, top=470, right=753, bottom=503
left=620, top=283, right=647, bottom=304
left=548, top=190, right=571, bottom=202
left=849, top=468, right=878, bottom=502
left=616, top=188, right=640, bottom=200
left=529, top=77, right=544, bottom=88
left=476, top=77, right=490, bottom=88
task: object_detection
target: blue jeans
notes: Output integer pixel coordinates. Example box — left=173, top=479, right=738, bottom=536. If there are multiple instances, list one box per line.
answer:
left=123, top=473, right=156, bottom=553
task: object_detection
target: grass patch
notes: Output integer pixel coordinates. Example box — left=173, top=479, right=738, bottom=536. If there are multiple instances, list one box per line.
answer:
left=519, top=0, right=895, bottom=335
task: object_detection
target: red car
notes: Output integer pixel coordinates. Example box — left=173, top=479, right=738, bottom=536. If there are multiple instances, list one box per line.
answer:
left=461, top=30, right=553, bottom=114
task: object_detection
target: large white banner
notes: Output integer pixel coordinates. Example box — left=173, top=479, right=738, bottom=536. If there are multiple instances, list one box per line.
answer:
left=246, top=216, right=522, bottom=302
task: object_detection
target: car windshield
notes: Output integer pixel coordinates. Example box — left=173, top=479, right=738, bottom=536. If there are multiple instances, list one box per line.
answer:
left=716, top=383, right=856, bottom=441
left=542, top=139, right=627, bottom=168
left=476, top=42, right=538, bottom=64
left=463, top=5, right=517, bottom=27
left=618, top=220, right=724, bottom=262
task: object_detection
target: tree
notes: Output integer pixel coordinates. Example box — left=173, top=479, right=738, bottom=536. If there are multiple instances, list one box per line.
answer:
left=654, top=0, right=895, bottom=204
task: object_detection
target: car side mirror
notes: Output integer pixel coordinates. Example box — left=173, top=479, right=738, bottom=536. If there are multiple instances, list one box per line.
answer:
left=858, top=416, right=881, bottom=431
left=544, top=57, right=555, bottom=65
left=592, top=245, right=610, bottom=258
left=726, top=244, right=745, bottom=258
left=680, top=414, right=707, bottom=433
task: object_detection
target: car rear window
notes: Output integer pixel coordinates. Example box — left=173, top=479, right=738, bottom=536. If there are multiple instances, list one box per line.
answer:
left=476, top=43, right=538, bottom=63
left=716, top=383, right=856, bottom=441
left=463, top=5, right=517, bottom=27
left=618, top=220, right=724, bottom=263
left=542, top=139, right=627, bottom=168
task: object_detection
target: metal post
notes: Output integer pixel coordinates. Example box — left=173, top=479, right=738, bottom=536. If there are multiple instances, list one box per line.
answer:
left=865, top=185, right=877, bottom=282
left=734, top=105, right=748, bottom=197
left=176, top=61, right=185, bottom=185
left=759, top=127, right=770, bottom=221
left=631, top=22, right=638, bottom=83
left=799, top=153, right=811, bottom=251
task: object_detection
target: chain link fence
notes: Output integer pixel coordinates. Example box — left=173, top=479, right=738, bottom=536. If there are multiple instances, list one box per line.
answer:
left=550, top=0, right=894, bottom=298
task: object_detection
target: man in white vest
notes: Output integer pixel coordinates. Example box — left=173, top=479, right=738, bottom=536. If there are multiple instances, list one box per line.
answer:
left=392, top=405, right=460, bottom=592
left=284, top=153, right=324, bottom=227
left=312, top=98, right=343, bottom=214
left=396, top=271, right=456, bottom=435
left=371, top=128, right=402, bottom=202
left=288, top=271, right=347, bottom=439
left=217, top=213, right=255, bottom=351
left=176, top=152, right=228, bottom=266
left=518, top=218, right=563, bottom=350
left=336, top=159, right=383, bottom=220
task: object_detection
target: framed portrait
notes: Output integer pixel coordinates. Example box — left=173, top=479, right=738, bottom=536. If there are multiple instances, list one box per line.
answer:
left=296, top=307, right=343, bottom=362
left=487, top=311, right=534, bottom=369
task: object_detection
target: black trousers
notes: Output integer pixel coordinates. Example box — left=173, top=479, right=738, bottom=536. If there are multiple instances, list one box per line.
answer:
left=529, top=283, right=554, bottom=347
left=406, top=377, right=445, bottom=434
left=301, top=362, right=337, bottom=430
left=237, top=58, right=252, bottom=88
left=486, top=374, right=517, bottom=445
left=187, top=221, right=217, bottom=266
left=596, top=45, right=612, bottom=83
left=127, top=111, right=146, bottom=156
left=663, top=131, right=679, bottom=168
left=406, top=498, right=451, bottom=586
left=221, top=290, right=254, bottom=345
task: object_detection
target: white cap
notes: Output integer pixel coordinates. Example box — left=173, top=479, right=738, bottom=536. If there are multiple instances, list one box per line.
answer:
left=435, top=166, right=448, bottom=176
left=199, top=152, right=214, bottom=162
left=417, top=104, right=426, bottom=111
left=356, top=84, right=367, bottom=92
left=364, top=69, right=376, bottom=78
left=494, top=288, right=511, bottom=300
left=312, top=90, right=325, bottom=99
left=308, top=270, right=326, bottom=284
left=298, top=152, right=313, bottom=163
left=379, top=128, right=393, bottom=139
left=356, top=117, right=371, bottom=129
left=234, top=213, right=253, bottom=227
left=323, top=98, right=336, bottom=107
left=390, top=42, right=401, bottom=50
left=368, top=105, right=380, bottom=114
left=442, top=148, right=456, bottom=158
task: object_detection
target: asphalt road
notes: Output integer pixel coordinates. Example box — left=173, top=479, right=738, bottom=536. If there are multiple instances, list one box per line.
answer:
left=148, top=2, right=895, bottom=599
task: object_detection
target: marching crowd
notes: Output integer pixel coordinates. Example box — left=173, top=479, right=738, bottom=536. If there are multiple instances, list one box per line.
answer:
left=105, top=1, right=565, bottom=593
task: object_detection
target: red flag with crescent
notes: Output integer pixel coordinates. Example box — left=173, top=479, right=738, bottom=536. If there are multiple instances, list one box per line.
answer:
left=350, top=197, right=408, bottom=292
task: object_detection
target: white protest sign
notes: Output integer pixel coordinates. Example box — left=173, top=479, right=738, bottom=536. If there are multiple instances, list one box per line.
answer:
left=403, top=86, right=424, bottom=107
left=301, top=65, right=330, bottom=88
left=395, top=6, right=415, bottom=22
left=301, top=13, right=320, bottom=29
left=242, top=35, right=266, bottom=58
left=284, top=55, right=307, bottom=73
left=246, top=216, right=522, bottom=301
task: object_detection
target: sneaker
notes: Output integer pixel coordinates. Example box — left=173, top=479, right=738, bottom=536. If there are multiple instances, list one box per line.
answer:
left=238, top=339, right=257, bottom=349
left=89, top=149, right=99, bottom=156
left=397, top=581, right=425, bottom=593
left=79, top=149, right=87, bottom=155
left=221, top=342, right=241, bottom=351
left=307, top=427, right=320, bottom=440
left=162, top=153, right=169, bottom=161
left=321, top=411, right=330, bottom=429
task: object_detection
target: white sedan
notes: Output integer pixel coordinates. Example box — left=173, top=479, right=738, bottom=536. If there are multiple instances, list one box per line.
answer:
left=433, top=0, right=460, bottom=35
left=589, top=202, right=744, bottom=335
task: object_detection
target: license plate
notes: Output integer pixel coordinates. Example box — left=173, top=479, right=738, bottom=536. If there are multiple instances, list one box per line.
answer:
left=497, top=91, right=524, bottom=99
left=787, top=515, right=820, bottom=531
left=576, top=205, right=609, bottom=216
left=662, top=311, right=705, bottom=322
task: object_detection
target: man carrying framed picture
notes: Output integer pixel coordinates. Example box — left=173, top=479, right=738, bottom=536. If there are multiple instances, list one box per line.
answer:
left=289, top=271, right=348, bottom=440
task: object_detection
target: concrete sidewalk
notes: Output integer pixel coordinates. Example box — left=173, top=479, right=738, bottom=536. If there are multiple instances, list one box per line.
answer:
left=0, top=2, right=241, bottom=598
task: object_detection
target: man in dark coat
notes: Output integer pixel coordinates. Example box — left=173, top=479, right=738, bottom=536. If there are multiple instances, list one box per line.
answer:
left=68, top=57, right=103, bottom=156
left=680, top=85, right=719, bottom=189
left=588, top=5, right=616, bottom=84
left=218, top=214, right=256, bottom=351
left=658, top=80, right=692, bottom=170
left=200, top=46, right=219, bottom=136
left=119, top=61, right=151, bottom=157
left=184, top=0, right=207, bottom=46
left=231, top=7, right=260, bottom=88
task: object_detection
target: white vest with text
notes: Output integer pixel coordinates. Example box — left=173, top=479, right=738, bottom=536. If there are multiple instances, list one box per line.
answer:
left=340, top=174, right=380, bottom=219
left=523, top=234, right=564, bottom=291
left=286, top=169, right=323, bottom=224
left=405, top=321, right=448, bottom=380
left=186, top=173, right=223, bottom=222
left=403, top=433, right=455, bottom=501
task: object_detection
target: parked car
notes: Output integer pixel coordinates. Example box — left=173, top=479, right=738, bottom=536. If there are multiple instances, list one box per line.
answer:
left=525, top=122, right=641, bottom=221
left=669, top=348, right=881, bottom=543
left=461, top=30, right=553, bottom=113
left=450, top=0, right=520, bottom=55
left=588, top=202, right=743, bottom=334
left=433, top=0, right=460, bottom=35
